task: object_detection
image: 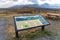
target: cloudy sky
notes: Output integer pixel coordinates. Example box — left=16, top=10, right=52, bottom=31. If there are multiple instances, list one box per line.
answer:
left=0, top=0, right=60, bottom=8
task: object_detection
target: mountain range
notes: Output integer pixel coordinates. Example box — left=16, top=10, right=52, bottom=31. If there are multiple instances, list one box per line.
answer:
left=10, top=3, right=60, bottom=9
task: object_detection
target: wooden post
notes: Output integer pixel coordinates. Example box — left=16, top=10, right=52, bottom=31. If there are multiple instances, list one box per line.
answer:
left=41, top=26, right=45, bottom=31
left=16, top=31, right=19, bottom=38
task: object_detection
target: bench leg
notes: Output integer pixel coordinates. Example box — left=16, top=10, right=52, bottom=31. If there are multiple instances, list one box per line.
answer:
left=41, top=26, right=45, bottom=31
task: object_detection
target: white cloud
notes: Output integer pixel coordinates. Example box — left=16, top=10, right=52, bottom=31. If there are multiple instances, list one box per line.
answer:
left=0, top=0, right=60, bottom=8
left=14, top=0, right=35, bottom=5
left=0, top=0, right=35, bottom=8
left=0, top=0, right=16, bottom=8
left=45, top=0, right=60, bottom=4
left=37, top=0, right=60, bottom=5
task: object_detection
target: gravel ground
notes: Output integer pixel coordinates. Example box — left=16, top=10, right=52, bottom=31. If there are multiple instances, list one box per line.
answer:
left=0, top=17, right=60, bottom=40
left=0, top=17, right=7, bottom=40
left=35, top=19, right=60, bottom=40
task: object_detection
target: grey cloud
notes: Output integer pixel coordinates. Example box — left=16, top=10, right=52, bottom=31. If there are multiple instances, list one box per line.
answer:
left=12, top=0, right=17, bottom=1
left=28, top=0, right=37, bottom=3
left=40, top=0, right=46, bottom=1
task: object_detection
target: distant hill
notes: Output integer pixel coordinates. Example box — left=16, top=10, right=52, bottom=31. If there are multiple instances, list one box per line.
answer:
left=40, top=3, right=50, bottom=8
left=0, top=3, right=60, bottom=12
left=10, top=4, right=40, bottom=8
left=10, top=3, right=60, bottom=10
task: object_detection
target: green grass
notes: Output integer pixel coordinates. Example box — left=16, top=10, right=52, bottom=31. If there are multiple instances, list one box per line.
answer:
left=23, top=24, right=28, bottom=28
left=7, top=29, right=56, bottom=40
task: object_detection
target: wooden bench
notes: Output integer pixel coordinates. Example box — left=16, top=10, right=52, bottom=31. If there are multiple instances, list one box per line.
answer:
left=47, top=13, right=60, bottom=19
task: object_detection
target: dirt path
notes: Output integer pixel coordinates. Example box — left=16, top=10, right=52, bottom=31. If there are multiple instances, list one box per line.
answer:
left=0, top=18, right=7, bottom=40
